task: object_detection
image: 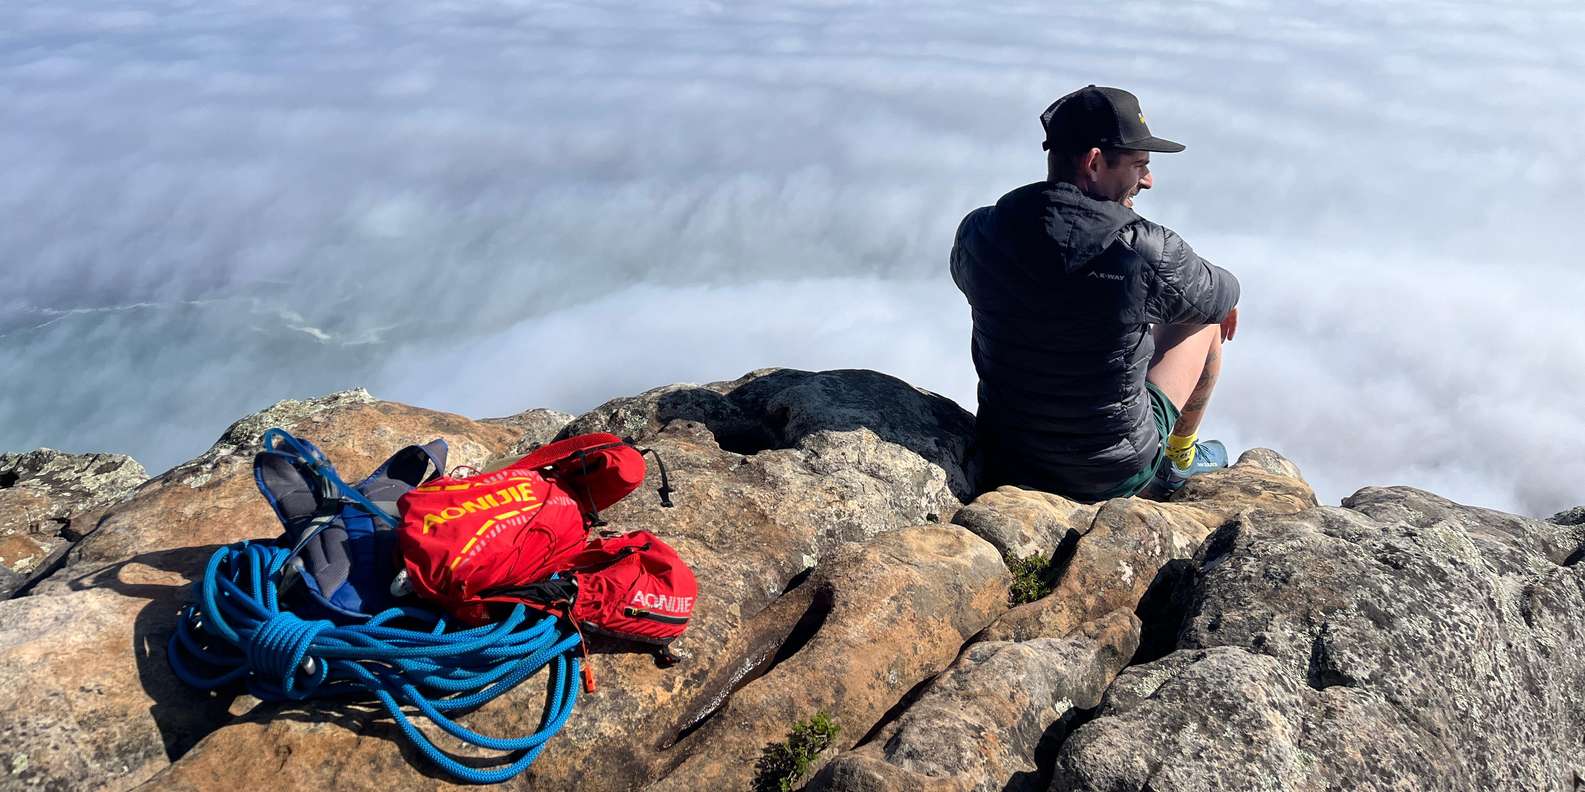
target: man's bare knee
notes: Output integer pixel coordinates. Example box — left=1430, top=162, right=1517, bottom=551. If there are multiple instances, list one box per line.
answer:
left=1150, top=322, right=1218, bottom=364
left=1147, top=323, right=1220, bottom=409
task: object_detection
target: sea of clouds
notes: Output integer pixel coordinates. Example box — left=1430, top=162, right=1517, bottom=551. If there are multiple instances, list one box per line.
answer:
left=2, top=0, right=1581, bottom=515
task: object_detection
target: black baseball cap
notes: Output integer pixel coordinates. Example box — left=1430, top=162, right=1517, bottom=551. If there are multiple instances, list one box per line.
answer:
left=1040, top=85, right=1185, bottom=153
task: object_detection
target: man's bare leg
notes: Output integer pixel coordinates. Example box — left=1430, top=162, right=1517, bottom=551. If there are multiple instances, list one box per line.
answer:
left=1147, top=323, right=1222, bottom=439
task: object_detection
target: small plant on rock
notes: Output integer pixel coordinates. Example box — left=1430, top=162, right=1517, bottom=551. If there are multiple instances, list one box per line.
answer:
left=1007, top=552, right=1056, bottom=605
left=752, top=711, right=840, bottom=792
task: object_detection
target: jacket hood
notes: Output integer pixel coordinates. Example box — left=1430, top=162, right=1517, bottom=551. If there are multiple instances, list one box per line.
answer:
left=990, top=181, right=1138, bottom=272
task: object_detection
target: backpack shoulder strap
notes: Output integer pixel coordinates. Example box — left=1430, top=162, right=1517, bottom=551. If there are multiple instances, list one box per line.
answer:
left=358, top=439, right=448, bottom=513
left=254, top=431, right=339, bottom=531
left=257, top=428, right=400, bottom=529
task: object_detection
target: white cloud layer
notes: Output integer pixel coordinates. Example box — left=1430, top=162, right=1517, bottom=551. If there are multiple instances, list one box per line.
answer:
left=2, top=0, right=1582, bottom=515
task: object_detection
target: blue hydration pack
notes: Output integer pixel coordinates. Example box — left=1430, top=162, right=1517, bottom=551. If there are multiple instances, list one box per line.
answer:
left=253, top=428, right=446, bottom=622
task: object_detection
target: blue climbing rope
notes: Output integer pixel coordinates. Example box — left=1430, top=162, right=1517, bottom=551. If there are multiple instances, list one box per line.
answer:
left=168, top=540, right=582, bottom=784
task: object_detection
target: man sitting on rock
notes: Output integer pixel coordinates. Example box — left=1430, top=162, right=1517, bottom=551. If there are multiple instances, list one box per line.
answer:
left=951, top=85, right=1240, bottom=501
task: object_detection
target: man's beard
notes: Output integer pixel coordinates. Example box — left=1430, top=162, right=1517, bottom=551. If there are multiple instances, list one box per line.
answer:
left=1080, top=181, right=1142, bottom=208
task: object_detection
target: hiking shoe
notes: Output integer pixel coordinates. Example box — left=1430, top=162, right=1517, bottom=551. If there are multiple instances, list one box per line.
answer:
left=1154, top=439, right=1229, bottom=494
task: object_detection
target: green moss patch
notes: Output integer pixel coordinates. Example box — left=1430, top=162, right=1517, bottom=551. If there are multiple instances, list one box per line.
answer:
left=1007, top=552, right=1058, bottom=605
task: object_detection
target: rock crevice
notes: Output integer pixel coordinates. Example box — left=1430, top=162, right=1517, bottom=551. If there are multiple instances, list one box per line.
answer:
left=2, top=369, right=1579, bottom=792
left=0, top=449, right=148, bottom=599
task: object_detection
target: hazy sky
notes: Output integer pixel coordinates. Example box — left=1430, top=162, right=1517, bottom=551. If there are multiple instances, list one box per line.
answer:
left=2, top=0, right=1581, bottom=516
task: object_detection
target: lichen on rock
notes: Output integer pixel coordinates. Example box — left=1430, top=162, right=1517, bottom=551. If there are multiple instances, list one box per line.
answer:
left=1054, top=487, right=1585, bottom=792
left=0, top=449, right=147, bottom=597
left=3, top=369, right=1579, bottom=792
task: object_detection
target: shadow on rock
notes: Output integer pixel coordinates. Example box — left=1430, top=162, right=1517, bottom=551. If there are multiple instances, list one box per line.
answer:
left=62, top=542, right=241, bottom=761
left=562, top=368, right=979, bottom=504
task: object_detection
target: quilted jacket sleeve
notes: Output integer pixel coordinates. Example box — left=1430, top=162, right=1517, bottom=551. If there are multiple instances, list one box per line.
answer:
left=1128, top=219, right=1240, bottom=325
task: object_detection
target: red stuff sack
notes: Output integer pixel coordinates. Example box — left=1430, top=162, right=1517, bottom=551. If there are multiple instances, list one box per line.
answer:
left=567, top=531, right=696, bottom=644
left=515, top=433, right=671, bottom=520
left=502, top=531, right=697, bottom=647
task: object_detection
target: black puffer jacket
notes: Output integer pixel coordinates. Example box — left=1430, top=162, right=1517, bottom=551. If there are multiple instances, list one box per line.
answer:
left=950, top=181, right=1239, bottom=500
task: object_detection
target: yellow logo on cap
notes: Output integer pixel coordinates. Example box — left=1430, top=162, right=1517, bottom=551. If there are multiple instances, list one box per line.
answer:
left=1138, top=112, right=1147, bottom=124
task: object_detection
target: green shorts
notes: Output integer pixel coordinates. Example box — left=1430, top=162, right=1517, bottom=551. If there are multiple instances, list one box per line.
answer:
left=1095, top=381, right=1180, bottom=500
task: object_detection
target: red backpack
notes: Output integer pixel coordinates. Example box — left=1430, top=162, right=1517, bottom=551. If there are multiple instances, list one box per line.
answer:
left=396, top=434, right=694, bottom=659
left=397, top=460, right=585, bottom=624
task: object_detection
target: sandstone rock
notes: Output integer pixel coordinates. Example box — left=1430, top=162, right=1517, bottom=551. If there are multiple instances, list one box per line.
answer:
left=161, top=389, right=379, bottom=486
left=562, top=380, right=767, bottom=452
left=1054, top=486, right=1585, bottom=791
left=733, top=369, right=976, bottom=504
left=811, top=609, right=1139, bottom=792
left=483, top=407, right=576, bottom=457
left=0, top=587, right=230, bottom=791
left=0, top=449, right=147, bottom=598
left=802, top=451, right=1316, bottom=792
left=978, top=499, right=1209, bottom=644
left=5, top=392, right=519, bottom=792
left=1547, top=505, right=1584, bottom=527
left=1058, top=646, right=1372, bottom=791
left=28, top=367, right=1536, bottom=792
left=646, top=524, right=1008, bottom=790
left=39, top=391, right=514, bottom=595
left=975, top=450, right=1316, bottom=644
left=814, top=760, right=968, bottom=792
left=143, top=370, right=983, bottom=791
left=951, top=487, right=1097, bottom=560
left=1164, top=446, right=1318, bottom=516
left=0, top=565, right=21, bottom=600
left=562, top=368, right=976, bottom=505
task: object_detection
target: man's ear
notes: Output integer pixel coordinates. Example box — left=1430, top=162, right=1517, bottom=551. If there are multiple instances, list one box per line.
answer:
left=1081, top=147, right=1104, bottom=178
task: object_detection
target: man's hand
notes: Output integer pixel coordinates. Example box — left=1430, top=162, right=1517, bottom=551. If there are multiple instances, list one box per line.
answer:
left=1220, top=307, right=1238, bottom=342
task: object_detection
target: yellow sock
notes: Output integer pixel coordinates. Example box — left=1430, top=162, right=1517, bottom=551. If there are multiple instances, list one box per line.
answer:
left=1165, top=433, right=1197, bottom=470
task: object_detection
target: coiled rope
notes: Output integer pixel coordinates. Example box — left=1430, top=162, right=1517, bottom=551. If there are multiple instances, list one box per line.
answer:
left=168, top=540, right=581, bottom=784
